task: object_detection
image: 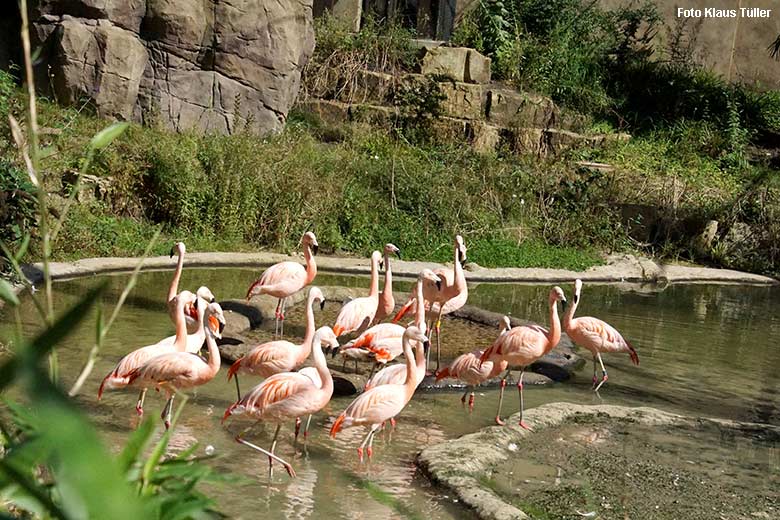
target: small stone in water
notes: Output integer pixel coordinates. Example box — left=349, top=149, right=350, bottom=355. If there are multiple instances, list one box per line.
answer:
left=507, top=443, right=518, bottom=452
left=205, top=445, right=215, bottom=456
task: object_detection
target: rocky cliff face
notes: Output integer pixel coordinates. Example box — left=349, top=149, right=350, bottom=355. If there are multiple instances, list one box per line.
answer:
left=22, top=0, right=314, bottom=135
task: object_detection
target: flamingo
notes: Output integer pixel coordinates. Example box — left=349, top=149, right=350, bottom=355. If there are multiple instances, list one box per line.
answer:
left=373, top=243, right=401, bottom=323
left=332, top=250, right=382, bottom=337
left=159, top=286, right=219, bottom=354
left=227, top=287, right=326, bottom=400
left=166, top=241, right=215, bottom=334
left=330, top=326, right=429, bottom=462
left=98, top=291, right=200, bottom=416
left=124, top=301, right=227, bottom=429
left=222, top=326, right=340, bottom=478
left=563, top=279, right=639, bottom=392
left=479, top=287, right=566, bottom=429
left=395, top=235, right=467, bottom=371
left=364, top=269, right=442, bottom=390
left=435, top=316, right=511, bottom=410
left=246, top=231, right=318, bottom=337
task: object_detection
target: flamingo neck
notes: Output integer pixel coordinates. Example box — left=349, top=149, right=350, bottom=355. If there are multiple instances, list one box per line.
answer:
left=167, top=249, right=184, bottom=302
left=562, top=290, right=579, bottom=331
left=414, top=280, right=426, bottom=331
left=189, top=298, right=207, bottom=348
left=368, top=256, right=380, bottom=297
left=304, top=245, right=317, bottom=285
left=312, top=335, right=333, bottom=395
left=403, top=337, right=417, bottom=397
left=545, top=299, right=562, bottom=354
left=414, top=340, right=426, bottom=378
left=173, top=299, right=188, bottom=352
left=204, top=325, right=221, bottom=375
left=299, top=295, right=316, bottom=363
left=453, top=243, right=466, bottom=290
left=380, top=251, right=393, bottom=305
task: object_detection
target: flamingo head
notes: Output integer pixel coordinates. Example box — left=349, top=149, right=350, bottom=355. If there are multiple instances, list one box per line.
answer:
left=385, top=243, right=401, bottom=260
left=205, top=301, right=226, bottom=339
left=420, top=268, right=441, bottom=291
left=175, top=290, right=199, bottom=323
left=170, top=241, right=185, bottom=258
left=403, top=325, right=429, bottom=351
left=549, top=286, right=567, bottom=307
left=197, top=286, right=215, bottom=303
left=309, top=286, right=326, bottom=310
left=314, top=326, right=340, bottom=355
left=245, top=280, right=262, bottom=301
left=371, top=250, right=382, bottom=268
left=500, top=315, right=511, bottom=334
left=573, top=279, right=583, bottom=305
left=455, top=235, right=467, bottom=266
left=302, top=231, right=318, bottom=255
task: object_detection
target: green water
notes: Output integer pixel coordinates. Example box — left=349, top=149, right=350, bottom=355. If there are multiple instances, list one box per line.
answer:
left=3, top=268, right=780, bottom=519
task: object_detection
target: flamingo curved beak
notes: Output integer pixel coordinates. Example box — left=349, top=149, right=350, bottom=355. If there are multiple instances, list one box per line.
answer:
left=169, top=246, right=175, bottom=258
left=395, top=249, right=401, bottom=259
left=561, top=297, right=568, bottom=311
left=435, top=280, right=442, bottom=291
left=330, top=346, right=340, bottom=358
left=312, top=244, right=319, bottom=256
left=423, top=340, right=431, bottom=356
left=320, top=300, right=326, bottom=311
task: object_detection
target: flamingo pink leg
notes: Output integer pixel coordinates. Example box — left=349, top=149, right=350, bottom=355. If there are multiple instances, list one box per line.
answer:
left=269, top=424, right=281, bottom=478
left=136, top=389, right=147, bottom=416
left=303, top=415, right=312, bottom=440
left=593, top=353, right=609, bottom=392
left=161, top=393, right=175, bottom=430
left=236, top=435, right=295, bottom=478
left=517, top=369, right=533, bottom=431
left=468, top=389, right=475, bottom=411
left=390, top=417, right=396, bottom=429
left=274, top=299, right=282, bottom=337
left=294, top=417, right=302, bottom=440
left=495, top=371, right=510, bottom=425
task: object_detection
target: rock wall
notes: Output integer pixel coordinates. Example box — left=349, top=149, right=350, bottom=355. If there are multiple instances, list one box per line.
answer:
left=19, top=0, right=315, bottom=135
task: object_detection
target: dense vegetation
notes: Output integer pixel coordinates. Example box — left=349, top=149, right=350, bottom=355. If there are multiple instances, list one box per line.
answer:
left=1, top=0, right=780, bottom=277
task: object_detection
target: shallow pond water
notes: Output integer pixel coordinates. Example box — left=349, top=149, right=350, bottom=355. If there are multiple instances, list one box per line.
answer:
left=3, top=267, right=780, bottom=519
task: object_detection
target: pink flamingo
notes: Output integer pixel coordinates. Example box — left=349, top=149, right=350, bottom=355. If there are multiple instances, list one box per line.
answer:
left=435, top=316, right=511, bottom=410
left=246, top=232, right=318, bottom=337
left=330, top=326, right=429, bottom=462
left=227, top=287, right=326, bottom=400
left=374, top=243, right=401, bottom=323
left=166, top=241, right=215, bottom=335
left=332, top=250, right=382, bottom=337
left=124, top=301, right=226, bottom=429
left=563, top=279, right=639, bottom=392
left=159, top=286, right=219, bottom=354
left=479, top=287, right=567, bottom=429
left=364, top=269, right=442, bottom=390
left=98, top=291, right=200, bottom=415
left=222, top=326, right=340, bottom=478
left=395, top=235, right=467, bottom=371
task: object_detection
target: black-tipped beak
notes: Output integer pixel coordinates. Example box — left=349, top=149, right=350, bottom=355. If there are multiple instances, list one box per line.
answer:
left=423, top=340, right=431, bottom=356
left=561, top=298, right=568, bottom=311
left=395, top=250, right=401, bottom=260
left=435, top=280, right=442, bottom=291
left=219, top=321, right=226, bottom=334
left=331, top=346, right=340, bottom=358
left=574, top=294, right=579, bottom=305
left=312, top=244, right=319, bottom=256
left=379, top=260, right=384, bottom=270
left=169, top=247, right=175, bottom=258
left=320, top=300, right=326, bottom=311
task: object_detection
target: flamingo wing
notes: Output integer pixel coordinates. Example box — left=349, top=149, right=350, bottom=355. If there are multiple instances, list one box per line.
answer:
left=333, top=296, right=377, bottom=336
left=251, top=262, right=307, bottom=298
left=365, top=364, right=407, bottom=390
left=342, top=384, right=407, bottom=425
left=126, top=352, right=202, bottom=386
left=574, top=317, right=631, bottom=353
left=242, top=340, right=297, bottom=374
left=483, top=326, right=548, bottom=366
left=241, top=372, right=312, bottom=411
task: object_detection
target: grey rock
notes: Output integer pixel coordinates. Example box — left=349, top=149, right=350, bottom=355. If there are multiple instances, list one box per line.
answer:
left=26, top=0, right=315, bottom=135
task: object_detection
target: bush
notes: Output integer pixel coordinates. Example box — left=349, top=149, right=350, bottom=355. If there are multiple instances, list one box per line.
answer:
left=0, top=159, right=36, bottom=250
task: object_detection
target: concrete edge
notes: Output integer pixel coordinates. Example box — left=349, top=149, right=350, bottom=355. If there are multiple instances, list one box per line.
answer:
left=18, top=251, right=779, bottom=286
left=415, top=402, right=780, bottom=520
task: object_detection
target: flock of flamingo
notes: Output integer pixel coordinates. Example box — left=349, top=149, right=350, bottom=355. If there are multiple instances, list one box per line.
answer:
left=97, top=232, right=640, bottom=478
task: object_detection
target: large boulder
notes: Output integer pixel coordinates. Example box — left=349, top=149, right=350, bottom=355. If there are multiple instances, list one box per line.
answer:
left=23, top=0, right=314, bottom=135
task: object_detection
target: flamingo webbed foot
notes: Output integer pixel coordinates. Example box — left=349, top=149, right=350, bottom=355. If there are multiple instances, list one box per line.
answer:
left=357, top=447, right=364, bottom=463
left=519, top=420, right=533, bottom=431
left=284, top=463, right=296, bottom=478
left=495, top=416, right=506, bottom=426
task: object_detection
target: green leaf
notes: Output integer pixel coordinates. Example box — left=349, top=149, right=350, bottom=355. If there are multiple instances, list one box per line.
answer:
left=117, top=418, right=155, bottom=474
left=14, top=234, right=31, bottom=262
left=0, top=279, right=19, bottom=307
left=89, top=122, right=129, bottom=150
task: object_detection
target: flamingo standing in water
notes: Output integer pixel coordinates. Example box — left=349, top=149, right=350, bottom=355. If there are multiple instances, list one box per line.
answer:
left=223, top=326, right=340, bottom=478
left=98, top=291, right=199, bottom=416
left=227, top=287, right=326, bottom=400
left=435, top=316, right=511, bottom=410
left=246, top=232, right=318, bottom=338
left=125, top=301, right=226, bottom=429
left=166, top=241, right=215, bottom=335
left=364, top=269, right=442, bottom=390
left=332, top=251, right=382, bottom=337
left=563, top=279, right=639, bottom=392
left=480, top=287, right=566, bottom=429
left=395, top=235, right=467, bottom=372
left=330, top=326, right=429, bottom=462
left=373, top=243, right=401, bottom=323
